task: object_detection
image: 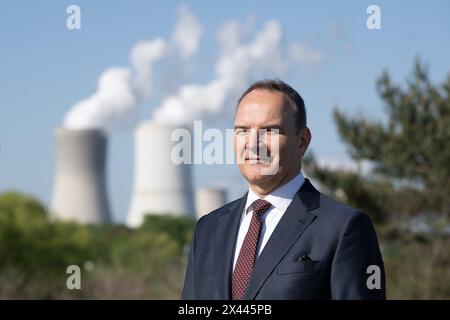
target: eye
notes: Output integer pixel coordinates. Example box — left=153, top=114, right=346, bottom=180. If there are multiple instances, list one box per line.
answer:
left=235, top=128, right=249, bottom=135
left=265, top=128, right=279, bottom=135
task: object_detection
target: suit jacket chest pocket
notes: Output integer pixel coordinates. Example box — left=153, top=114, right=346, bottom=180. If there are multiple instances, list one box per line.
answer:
left=276, top=260, right=322, bottom=275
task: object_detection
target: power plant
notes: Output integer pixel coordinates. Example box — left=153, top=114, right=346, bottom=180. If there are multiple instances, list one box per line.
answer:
left=195, top=187, right=227, bottom=219
left=50, top=128, right=111, bottom=224
left=127, top=121, right=196, bottom=227
left=49, top=123, right=228, bottom=227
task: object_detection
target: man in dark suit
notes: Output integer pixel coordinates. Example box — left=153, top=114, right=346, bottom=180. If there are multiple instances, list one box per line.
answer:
left=182, top=79, right=386, bottom=300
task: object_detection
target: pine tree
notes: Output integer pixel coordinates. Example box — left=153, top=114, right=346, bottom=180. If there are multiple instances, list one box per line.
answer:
left=305, top=59, right=450, bottom=223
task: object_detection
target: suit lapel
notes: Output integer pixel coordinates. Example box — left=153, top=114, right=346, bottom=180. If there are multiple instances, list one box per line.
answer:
left=215, top=192, right=247, bottom=299
left=243, top=178, right=320, bottom=299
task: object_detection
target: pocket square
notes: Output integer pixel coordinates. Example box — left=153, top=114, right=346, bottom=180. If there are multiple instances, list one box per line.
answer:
left=298, top=253, right=312, bottom=262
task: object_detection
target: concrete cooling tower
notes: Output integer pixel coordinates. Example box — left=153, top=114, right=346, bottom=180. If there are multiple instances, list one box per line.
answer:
left=127, top=121, right=195, bottom=227
left=50, top=128, right=111, bottom=224
left=195, top=187, right=227, bottom=220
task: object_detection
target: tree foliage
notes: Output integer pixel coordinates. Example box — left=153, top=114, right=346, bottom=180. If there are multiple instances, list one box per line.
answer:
left=0, top=191, right=195, bottom=298
left=306, top=59, right=450, bottom=221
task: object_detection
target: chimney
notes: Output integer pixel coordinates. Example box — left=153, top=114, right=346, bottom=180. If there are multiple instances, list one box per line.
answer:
left=50, top=128, right=111, bottom=224
left=195, top=187, right=227, bottom=219
left=127, top=121, right=195, bottom=227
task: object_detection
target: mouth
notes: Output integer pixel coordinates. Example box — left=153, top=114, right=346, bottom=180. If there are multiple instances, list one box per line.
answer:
left=244, top=157, right=272, bottom=163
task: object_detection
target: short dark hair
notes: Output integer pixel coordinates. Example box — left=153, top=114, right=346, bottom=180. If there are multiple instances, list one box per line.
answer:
left=236, top=79, right=307, bottom=131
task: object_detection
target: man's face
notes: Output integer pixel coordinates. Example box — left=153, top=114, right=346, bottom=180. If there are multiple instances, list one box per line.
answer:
left=234, top=89, right=308, bottom=192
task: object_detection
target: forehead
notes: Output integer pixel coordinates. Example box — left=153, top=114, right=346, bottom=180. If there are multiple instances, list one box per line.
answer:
left=235, top=89, right=293, bottom=125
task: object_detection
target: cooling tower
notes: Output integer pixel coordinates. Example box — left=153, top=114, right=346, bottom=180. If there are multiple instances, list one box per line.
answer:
left=50, top=128, right=111, bottom=224
left=127, top=121, right=195, bottom=227
left=195, top=187, right=227, bottom=220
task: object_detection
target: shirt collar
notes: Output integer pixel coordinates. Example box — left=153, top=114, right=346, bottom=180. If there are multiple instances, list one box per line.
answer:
left=244, top=171, right=305, bottom=214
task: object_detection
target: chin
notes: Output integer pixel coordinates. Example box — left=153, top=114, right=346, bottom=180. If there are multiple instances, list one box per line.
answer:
left=241, top=164, right=274, bottom=185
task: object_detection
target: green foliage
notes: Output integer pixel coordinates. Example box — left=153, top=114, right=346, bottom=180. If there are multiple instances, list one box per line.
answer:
left=0, top=189, right=449, bottom=299
left=140, top=214, right=195, bottom=253
left=377, top=227, right=450, bottom=299
left=0, top=191, right=194, bottom=299
left=306, top=58, right=450, bottom=220
left=304, top=154, right=390, bottom=223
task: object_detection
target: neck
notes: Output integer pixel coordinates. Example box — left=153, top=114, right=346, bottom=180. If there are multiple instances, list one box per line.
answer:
left=250, top=166, right=301, bottom=197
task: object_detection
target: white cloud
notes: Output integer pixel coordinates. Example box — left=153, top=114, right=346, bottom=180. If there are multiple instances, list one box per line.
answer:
left=64, top=7, right=326, bottom=132
left=330, top=20, right=344, bottom=38
left=130, top=38, right=168, bottom=99
left=64, top=67, right=137, bottom=131
left=153, top=20, right=288, bottom=126
left=217, top=20, right=244, bottom=53
left=63, top=5, right=203, bottom=132
left=64, top=38, right=168, bottom=132
left=171, top=5, right=203, bottom=60
left=217, top=15, right=255, bottom=53
left=329, top=19, right=353, bottom=54
left=289, top=43, right=323, bottom=68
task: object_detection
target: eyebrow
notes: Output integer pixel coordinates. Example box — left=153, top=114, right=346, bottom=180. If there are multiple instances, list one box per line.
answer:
left=234, top=124, right=284, bottom=130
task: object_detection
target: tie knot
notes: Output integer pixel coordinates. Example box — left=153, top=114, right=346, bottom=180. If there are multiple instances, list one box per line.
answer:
left=252, top=199, right=272, bottom=216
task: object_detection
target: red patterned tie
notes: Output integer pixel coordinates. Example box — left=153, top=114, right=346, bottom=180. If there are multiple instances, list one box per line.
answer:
left=232, top=199, right=272, bottom=300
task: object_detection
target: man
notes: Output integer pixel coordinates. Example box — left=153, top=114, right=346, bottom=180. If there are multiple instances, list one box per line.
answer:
left=182, top=79, right=386, bottom=300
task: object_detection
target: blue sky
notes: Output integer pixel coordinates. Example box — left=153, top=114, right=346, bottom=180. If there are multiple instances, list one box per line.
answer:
left=1, top=1, right=449, bottom=223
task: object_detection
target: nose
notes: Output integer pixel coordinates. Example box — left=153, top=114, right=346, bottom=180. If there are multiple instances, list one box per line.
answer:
left=246, top=129, right=269, bottom=157
left=247, top=130, right=259, bottom=155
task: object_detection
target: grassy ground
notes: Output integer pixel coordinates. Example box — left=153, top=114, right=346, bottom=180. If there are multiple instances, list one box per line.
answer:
left=380, top=227, right=450, bottom=299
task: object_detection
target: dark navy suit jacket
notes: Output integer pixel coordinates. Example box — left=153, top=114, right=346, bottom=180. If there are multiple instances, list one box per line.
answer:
left=182, top=179, right=386, bottom=300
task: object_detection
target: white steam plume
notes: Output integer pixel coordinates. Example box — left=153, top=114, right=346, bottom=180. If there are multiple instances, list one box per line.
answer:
left=64, top=38, right=168, bottom=132
left=130, top=38, right=168, bottom=99
left=63, top=5, right=201, bottom=132
left=171, top=5, right=203, bottom=60
left=153, top=20, right=288, bottom=126
left=64, top=68, right=137, bottom=131
left=289, top=43, right=323, bottom=68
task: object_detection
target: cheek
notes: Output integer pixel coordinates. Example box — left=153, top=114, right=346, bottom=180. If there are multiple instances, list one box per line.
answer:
left=267, top=135, right=288, bottom=156
left=272, top=137, right=299, bottom=163
left=234, top=135, right=246, bottom=156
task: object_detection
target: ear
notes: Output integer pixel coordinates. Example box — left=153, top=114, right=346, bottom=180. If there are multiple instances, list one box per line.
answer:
left=299, top=127, right=311, bottom=157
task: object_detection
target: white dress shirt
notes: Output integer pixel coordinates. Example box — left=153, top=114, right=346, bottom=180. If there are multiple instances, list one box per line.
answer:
left=232, top=171, right=305, bottom=271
